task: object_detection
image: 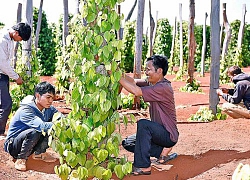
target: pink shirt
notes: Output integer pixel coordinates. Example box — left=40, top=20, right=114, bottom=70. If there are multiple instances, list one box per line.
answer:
left=140, top=79, right=179, bottom=142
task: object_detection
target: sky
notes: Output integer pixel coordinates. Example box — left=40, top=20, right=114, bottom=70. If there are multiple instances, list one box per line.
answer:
left=0, top=0, right=249, bottom=30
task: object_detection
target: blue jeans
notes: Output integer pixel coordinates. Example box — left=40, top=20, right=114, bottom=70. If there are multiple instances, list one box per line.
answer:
left=5, top=129, right=49, bottom=160
left=0, top=74, right=12, bottom=134
left=122, top=119, right=177, bottom=168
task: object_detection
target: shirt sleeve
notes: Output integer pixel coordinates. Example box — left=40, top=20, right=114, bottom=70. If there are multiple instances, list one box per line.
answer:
left=0, top=40, right=19, bottom=80
left=20, top=106, right=53, bottom=132
left=222, top=84, right=245, bottom=104
left=141, top=83, right=168, bottom=102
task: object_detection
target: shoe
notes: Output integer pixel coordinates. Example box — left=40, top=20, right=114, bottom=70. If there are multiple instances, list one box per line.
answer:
left=32, top=152, right=57, bottom=163
left=15, top=159, right=27, bottom=171
left=132, top=166, right=151, bottom=176
left=155, top=153, right=178, bottom=164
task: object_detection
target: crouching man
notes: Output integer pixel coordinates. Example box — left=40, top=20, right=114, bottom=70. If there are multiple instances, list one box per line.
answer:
left=4, top=81, right=61, bottom=171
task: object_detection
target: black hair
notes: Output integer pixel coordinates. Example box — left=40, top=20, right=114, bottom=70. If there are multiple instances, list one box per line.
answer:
left=146, top=55, right=168, bottom=76
left=227, top=66, right=242, bottom=76
left=35, top=81, right=55, bottom=96
left=12, top=22, right=31, bottom=41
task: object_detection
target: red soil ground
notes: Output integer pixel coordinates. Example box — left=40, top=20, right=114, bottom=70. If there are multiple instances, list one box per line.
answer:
left=1, top=69, right=250, bottom=180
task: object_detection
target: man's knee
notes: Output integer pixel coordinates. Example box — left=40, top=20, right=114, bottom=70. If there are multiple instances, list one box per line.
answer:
left=137, top=119, right=150, bottom=127
left=122, top=134, right=136, bottom=153
left=222, top=102, right=235, bottom=111
left=27, top=130, right=42, bottom=141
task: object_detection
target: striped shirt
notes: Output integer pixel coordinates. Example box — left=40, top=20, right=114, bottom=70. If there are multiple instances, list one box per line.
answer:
left=0, top=28, right=19, bottom=80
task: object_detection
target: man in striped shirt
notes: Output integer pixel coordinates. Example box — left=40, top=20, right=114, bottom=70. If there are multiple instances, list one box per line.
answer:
left=0, top=22, right=31, bottom=136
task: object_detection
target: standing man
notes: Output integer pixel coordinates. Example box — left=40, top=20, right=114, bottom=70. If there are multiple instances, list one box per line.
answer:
left=0, top=22, right=31, bottom=136
left=120, top=55, right=179, bottom=175
left=216, top=65, right=250, bottom=118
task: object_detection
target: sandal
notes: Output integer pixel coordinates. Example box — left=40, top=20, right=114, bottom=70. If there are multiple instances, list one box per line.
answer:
left=132, top=166, right=151, bottom=176
left=32, top=152, right=57, bottom=163
left=155, top=153, right=178, bottom=164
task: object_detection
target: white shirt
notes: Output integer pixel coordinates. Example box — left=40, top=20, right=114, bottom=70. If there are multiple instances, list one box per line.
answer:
left=0, top=28, right=19, bottom=80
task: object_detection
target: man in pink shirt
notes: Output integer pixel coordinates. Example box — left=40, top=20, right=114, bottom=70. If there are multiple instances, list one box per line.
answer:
left=120, top=55, right=179, bottom=175
left=0, top=22, right=31, bottom=136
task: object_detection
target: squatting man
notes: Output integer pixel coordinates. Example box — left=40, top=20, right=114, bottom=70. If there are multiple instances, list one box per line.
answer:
left=4, top=81, right=63, bottom=171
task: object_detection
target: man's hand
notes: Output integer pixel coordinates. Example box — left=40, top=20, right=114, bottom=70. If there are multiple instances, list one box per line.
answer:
left=221, top=88, right=229, bottom=94
left=216, top=89, right=223, bottom=96
left=15, top=76, right=23, bottom=85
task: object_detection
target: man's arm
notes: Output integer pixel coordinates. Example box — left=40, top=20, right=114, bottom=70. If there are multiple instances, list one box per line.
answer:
left=119, top=74, right=143, bottom=96
left=20, top=107, right=53, bottom=132
left=0, top=42, right=23, bottom=84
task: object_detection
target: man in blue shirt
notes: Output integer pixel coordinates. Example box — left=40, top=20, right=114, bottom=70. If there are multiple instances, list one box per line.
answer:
left=4, top=81, right=61, bottom=171
left=217, top=65, right=250, bottom=118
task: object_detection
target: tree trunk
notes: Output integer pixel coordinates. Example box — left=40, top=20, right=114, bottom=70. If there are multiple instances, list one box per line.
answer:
left=125, top=0, right=137, bottom=22
left=81, top=0, right=87, bottom=26
left=237, top=4, right=246, bottom=50
left=179, top=3, right=183, bottom=67
left=13, top=3, right=22, bottom=69
left=220, top=24, right=223, bottom=48
left=149, top=0, right=155, bottom=56
left=133, top=0, right=145, bottom=109
left=134, top=0, right=144, bottom=79
left=117, top=4, right=123, bottom=40
left=201, top=12, right=208, bottom=77
left=35, top=0, right=43, bottom=51
left=209, top=0, right=220, bottom=115
left=22, top=0, right=33, bottom=76
left=169, top=16, right=177, bottom=67
left=221, top=3, right=231, bottom=63
left=153, top=11, right=158, bottom=51
left=63, top=0, right=69, bottom=47
left=187, top=0, right=196, bottom=84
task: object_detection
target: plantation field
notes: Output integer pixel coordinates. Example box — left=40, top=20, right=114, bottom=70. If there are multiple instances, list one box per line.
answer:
left=0, top=68, right=250, bottom=180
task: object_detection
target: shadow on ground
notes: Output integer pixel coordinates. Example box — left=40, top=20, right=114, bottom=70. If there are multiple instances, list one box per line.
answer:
left=121, top=150, right=250, bottom=180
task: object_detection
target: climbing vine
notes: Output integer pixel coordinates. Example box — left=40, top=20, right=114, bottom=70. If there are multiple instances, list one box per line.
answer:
left=49, top=0, right=133, bottom=179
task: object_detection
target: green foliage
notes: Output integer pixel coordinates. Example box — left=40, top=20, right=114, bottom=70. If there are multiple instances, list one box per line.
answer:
left=220, top=20, right=245, bottom=83
left=174, top=66, right=187, bottom=81
left=153, top=18, right=172, bottom=58
left=179, top=79, right=203, bottom=94
left=49, top=0, right=133, bottom=179
left=172, top=21, right=189, bottom=80
left=33, top=8, right=57, bottom=76
left=188, top=106, right=227, bottom=122
left=120, top=93, right=149, bottom=110
left=194, top=25, right=211, bottom=71
left=54, top=14, right=74, bottom=91
left=121, top=21, right=148, bottom=73
left=0, top=22, right=4, bottom=29
left=121, top=21, right=135, bottom=72
left=215, top=106, right=227, bottom=120
left=242, top=24, right=250, bottom=67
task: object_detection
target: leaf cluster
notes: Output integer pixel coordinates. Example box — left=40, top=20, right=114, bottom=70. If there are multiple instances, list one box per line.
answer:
left=50, top=0, right=134, bottom=179
left=188, top=106, right=227, bottom=122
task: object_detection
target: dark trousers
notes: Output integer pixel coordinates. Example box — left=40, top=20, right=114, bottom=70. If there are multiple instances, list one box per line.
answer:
left=0, top=74, right=12, bottom=134
left=5, top=129, right=49, bottom=160
left=122, top=119, right=176, bottom=168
